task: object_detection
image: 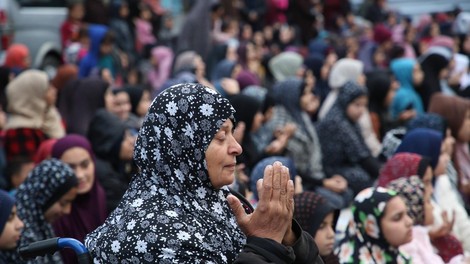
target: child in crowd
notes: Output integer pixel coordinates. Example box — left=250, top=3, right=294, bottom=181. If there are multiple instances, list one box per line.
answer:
left=2, top=159, right=78, bottom=263
left=60, top=1, right=84, bottom=50
left=134, top=3, right=157, bottom=59
left=294, top=191, right=339, bottom=264
left=336, top=187, right=413, bottom=263
left=0, top=189, right=24, bottom=263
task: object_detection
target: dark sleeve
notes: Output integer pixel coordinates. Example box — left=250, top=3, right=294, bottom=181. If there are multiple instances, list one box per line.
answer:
left=234, top=237, right=296, bottom=263
left=359, top=156, right=382, bottom=179
left=291, top=220, right=323, bottom=264
left=234, top=220, right=323, bottom=264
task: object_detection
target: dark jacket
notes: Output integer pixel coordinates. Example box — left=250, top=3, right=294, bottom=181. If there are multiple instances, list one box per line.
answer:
left=232, top=189, right=324, bottom=264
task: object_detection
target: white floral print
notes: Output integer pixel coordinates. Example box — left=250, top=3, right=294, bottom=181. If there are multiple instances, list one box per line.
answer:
left=85, top=84, right=245, bottom=263
left=200, top=103, right=214, bottom=116
left=166, top=101, right=177, bottom=116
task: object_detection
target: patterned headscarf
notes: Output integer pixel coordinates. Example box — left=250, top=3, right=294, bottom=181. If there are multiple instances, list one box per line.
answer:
left=378, top=152, right=431, bottom=187
left=12, top=159, right=77, bottom=263
left=85, top=83, right=246, bottom=263
left=336, top=187, right=411, bottom=264
left=386, top=176, right=426, bottom=225
left=294, top=191, right=337, bottom=238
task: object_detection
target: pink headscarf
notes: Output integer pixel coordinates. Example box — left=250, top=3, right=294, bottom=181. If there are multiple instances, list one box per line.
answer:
left=147, top=46, right=174, bottom=92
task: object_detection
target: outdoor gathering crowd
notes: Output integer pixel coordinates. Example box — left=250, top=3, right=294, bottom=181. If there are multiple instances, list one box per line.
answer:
left=0, top=0, right=470, bottom=263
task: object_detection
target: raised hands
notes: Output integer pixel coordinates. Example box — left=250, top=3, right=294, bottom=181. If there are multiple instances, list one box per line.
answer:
left=227, top=161, right=295, bottom=244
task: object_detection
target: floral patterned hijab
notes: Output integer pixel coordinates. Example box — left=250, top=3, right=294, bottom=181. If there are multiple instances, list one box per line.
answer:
left=336, top=187, right=411, bottom=264
left=386, top=176, right=425, bottom=226
left=85, top=83, right=246, bottom=263
left=8, top=159, right=78, bottom=263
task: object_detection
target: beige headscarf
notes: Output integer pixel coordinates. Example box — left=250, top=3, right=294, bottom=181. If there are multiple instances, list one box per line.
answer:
left=318, top=58, right=364, bottom=119
left=5, top=69, right=64, bottom=138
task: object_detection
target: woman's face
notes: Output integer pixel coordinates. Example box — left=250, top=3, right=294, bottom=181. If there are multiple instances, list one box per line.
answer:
left=381, top=196, right=413, bottom=247
left=0, top=206, right=24, bottom=250
left=412, top=63, right=424, bottom=86
left=314, top=212, right=336, bottom=257
left=44, top=187, right=78, bottom=223
left=458, top=109, right=470, bottom=142
left=113, top=92, right=132, bottom=121
left=61, top=147, right=95, bottom=195
left=346, top=95, right=368, bottom=122
left=205, top=119, right=242, bottom=189
left=137, top=90, right=152, bottom=117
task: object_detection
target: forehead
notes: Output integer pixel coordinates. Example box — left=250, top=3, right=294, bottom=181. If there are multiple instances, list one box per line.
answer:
left=383, top=196, right=406, bottom=216
left=217, top=119, right=234, bottom=131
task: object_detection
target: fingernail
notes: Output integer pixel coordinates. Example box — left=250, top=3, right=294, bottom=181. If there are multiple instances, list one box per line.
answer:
left=288, top=180, right=294, bottom=187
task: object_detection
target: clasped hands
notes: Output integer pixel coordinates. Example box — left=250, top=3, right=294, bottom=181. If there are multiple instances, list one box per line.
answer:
left=227, top=161, right=296, bottom=246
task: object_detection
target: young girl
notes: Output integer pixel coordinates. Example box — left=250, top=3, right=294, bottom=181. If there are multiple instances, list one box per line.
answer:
left=0, top=190, right=24, bottom=263
left=60, top=1, right=84, bottom=50
left=134, top=3, right=157, bottom=59
left=294, top=191, right=339, bottom=264
left=6, top=159, right=78, bottom=263
left=335, top=187, right=413, bottom=263
left=387, top=176, right=466, bottom=264
left=4, top=70, right=65, bottom=161
left=317, top=81, right=381, bottom=196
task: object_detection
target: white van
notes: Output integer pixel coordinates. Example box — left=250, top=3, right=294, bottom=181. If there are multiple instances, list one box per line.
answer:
left=0, top=0, right=67, bottom=77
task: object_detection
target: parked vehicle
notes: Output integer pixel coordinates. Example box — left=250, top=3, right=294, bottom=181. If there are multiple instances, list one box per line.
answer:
left=0, top=0, right=66, bottom=77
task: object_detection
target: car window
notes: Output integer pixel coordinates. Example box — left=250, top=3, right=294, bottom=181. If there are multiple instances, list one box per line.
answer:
left=15, top=0, right=66, bottom=7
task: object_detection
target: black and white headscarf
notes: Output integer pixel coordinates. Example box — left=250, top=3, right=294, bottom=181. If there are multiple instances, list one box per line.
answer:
left=10, top=159, right=78, bottom=264
left=85, top=83, right=246, bottom=263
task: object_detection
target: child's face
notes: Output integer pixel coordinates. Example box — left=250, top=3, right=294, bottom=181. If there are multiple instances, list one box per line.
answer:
left=120, top=4, right=129, bottom=18
left=100, top=43, right=113, bottom=56
left=314, top=212, right=335, bottom=256
left=346, top=95, right=368, bottom=122
left=44, top=187, right=78, bottom=223
left=137, top=90, right=152, bottom=117
left=70, top=3, right=84, bottom=21
left=141, top=9, right=152, bottom=21
left=381, top=196, right=413, bottom=247
left=0, top=206, right=24, bottom=250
